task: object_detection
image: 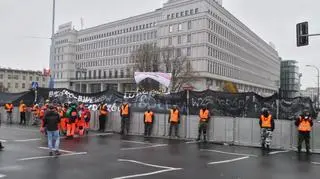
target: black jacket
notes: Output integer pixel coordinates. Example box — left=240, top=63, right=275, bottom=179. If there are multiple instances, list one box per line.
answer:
left=43, top=110, right=61, bottom=131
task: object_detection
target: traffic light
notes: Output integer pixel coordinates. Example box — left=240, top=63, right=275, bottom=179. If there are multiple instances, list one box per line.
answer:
left=296, top=22, right=309, bottom=47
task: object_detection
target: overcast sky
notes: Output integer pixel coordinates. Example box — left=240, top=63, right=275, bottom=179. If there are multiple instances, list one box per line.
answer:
left=0, top=0, right=319, bottom=89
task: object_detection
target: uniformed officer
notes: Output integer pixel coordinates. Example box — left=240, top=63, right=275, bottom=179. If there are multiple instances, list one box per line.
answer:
left=197, top=105, right=210, bottom=142
left=259, top=108, right=275, bottom=150
left=168, top=105, right=180, bottom=138
left=144, top=107, right=154, bottom=137
left=295, top=110, right=313, bottom=154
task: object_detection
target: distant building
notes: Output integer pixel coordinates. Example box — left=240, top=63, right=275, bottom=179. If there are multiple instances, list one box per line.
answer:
left=0, top=67, right=49, bottom=93
left=300, top=87, right=318, bottom=104
left=50, top=0, right=280, bottom=95
left=280, top=60, right=301, bottom=98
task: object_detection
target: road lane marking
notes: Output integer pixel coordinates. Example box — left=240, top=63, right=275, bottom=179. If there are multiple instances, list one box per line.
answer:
left=14, top=138, right=41, bottom=142
left=122, top=140, right=151, bottom=145
left=17, top=152, right=87, bottom=161
left=0, top=139, right=7, bottom=143
left=113, top=159, right=182, bottom=179
left=268, top=150, right=290, bottom=155
left=201, top=149, right=258, bottom=157
left=0, top=174, right=6, bottom=178
left=121, top=144, right=168, bottom=151
left=312, top=162, right=320, bottom=165
left=185, top=141, right=200, bottom=144
left=208, top=156, right=250, bottom=165
left=39, top=147, right=75, bottom=154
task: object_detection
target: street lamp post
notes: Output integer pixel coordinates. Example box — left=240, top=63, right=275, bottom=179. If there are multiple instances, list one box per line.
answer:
left=306, top=65, right=320, bottom=110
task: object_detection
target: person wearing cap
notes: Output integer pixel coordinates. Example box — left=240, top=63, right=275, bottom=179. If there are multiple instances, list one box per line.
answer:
left=259, top=108, right=275, bottom=150
left=42, top=104, right=61, bottom=156
left=144, top=107, right=154, bottom=137
left=295, top=110, right=313, bottom=154
left=98, top=102, right=108, bottom=132
left=4, top=102, right=14, bottom=124
left=168, top=105, right=180, bottom=138
left=197, top=105, right=211, bottom=142
left=120, top=100, right=130, bottom=135
left=19, top=100, right=27, bottom=125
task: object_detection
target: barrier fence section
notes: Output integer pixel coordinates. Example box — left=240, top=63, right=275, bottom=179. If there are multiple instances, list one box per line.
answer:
left=1, top=108, right=320, bottom=153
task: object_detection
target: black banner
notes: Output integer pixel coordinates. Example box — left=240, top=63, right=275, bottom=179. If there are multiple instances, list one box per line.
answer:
left=0, top=88, right=316, bottom=120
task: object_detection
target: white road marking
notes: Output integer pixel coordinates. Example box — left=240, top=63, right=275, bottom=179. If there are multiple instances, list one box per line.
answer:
left=17, top=152, right=87, bottom=161
left=14, top=138, right=41, bottom=142
left=86, top=133, right=113, bottom=137
left=122, top=140, right=151, bottom=145
left=0, top=139, right=7, bottom=143
left=311, top=162, right=320, bottom=165
left=268, top=150, right=290, bottom=155
left=185, top=141, right=200, bottom=144
left=113, top=159, right=182, bottom=179
left=121, top=144, right=168, bottom=151
left=200, top=149, right=258, bottom=157
left=208, top=156, right=250, bottom=165
left=0, top=174, right=6, bottom=178
left=39, top=147, right=75, bottom=154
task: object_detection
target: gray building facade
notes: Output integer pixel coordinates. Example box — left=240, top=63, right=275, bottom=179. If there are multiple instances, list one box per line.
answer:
left=280, top=60, right=301, bottom=98
left=50, top=0, right=280, bottom=95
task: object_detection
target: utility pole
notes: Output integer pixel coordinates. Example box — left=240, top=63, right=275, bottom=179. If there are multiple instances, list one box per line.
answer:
left=49, top=0, right=56, bottom=88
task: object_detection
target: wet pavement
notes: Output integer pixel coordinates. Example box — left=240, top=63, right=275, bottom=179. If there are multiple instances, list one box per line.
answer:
left=0, top=125, right=320, bottom=179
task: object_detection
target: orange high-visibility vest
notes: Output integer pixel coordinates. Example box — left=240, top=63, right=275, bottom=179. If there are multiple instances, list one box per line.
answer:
left=5, top=103, right=13, bottom=112
left=170, top=109, right=179, bottom=122
left=260, top=115, right=272, bottom=128
left=121, top=104, right=129, bottom=115
left=199, top=109, right=209, bottom=122
left=298, top=118, right=312, bottom=132
left=19, top=104, right=27, bottom=112
left=144, top=111, right=153, bottom=123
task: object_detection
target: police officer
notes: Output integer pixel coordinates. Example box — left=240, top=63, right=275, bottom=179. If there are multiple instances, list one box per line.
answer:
left=259, top=108, right=274, bottom=150
left=4, top=102, right=14, bottom=124
left=144, top=107, right=154, bottom=137
left=295, top=110, right=313, bottom=154
left=98, top=103, right=108, bottom=132
left=120, top=100, right=130, bottom=135
left=168, top=105, right=180, bottom=138
left=197, top=105, right=210, bottom=142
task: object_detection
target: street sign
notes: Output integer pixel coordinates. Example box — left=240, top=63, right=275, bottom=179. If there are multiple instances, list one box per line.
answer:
left=31, top=82, right=39, bottom=89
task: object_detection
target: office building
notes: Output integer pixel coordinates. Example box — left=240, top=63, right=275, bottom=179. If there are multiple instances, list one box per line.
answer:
left=50, top=0, right=280, bottom=94
left=0, top=67, right=49, bottom=93
left=280, top=60, right=301, bottom=98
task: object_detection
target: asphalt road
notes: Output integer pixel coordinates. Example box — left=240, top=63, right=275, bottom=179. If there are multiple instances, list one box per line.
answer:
left=0, top=125, right=320, bottom=179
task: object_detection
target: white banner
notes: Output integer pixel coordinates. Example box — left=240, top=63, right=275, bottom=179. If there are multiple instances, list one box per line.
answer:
left=134, top=72, right=172, bottom=87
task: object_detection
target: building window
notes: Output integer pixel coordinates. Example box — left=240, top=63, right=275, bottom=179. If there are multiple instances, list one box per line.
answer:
left=177, top=48, right=181, bottom=57
left=109, top=71, right=112, bottom=78
left=167, top=14, right=170, bottom=19
left=195, top=8, right=199, bottom=14
left=15, top=83, right=18, bottom=88
left=169, top=25, right=173, bottom=33
left=176, top=13, right=179, bottom=18
left=190, top=9, right=194, bottom=15
left=0, top=74, right=3, bottom=79
left=115, top=70, right=118, bottom=78
left=169, top=37, right=172, bottom=45
left=181, top=11, right=184, bottom=17
left=187, top=47, right=191, bottom=56
left=188, top=21, right=192, bottom=30
left=185, top=10, right=189, bottom=16
left=8, top=83, right=11, bottom=88
left=178, top=23, right=182, bottom=31
left=178, top=35, right=182, bottom=44
left=36, top=77, right=39, bottom=81
left=22, top=76, right=26, bottom=80
left=187, top=34, right=191, bottom=42
left=22, top=83, right=25, bottom=89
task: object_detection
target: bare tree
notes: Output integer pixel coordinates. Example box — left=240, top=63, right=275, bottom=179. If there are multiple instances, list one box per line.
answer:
left=160, top=47, right=196, bottom=92
left=131, top=44, right=196, bottom=92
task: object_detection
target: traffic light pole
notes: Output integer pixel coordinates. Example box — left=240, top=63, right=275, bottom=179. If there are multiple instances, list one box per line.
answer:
left=302, top=33, right=320, bottom=37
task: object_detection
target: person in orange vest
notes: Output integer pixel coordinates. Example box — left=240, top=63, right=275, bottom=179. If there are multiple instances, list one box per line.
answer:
left=66, top=103, right=78, bottom=139
left=259, top=108, right=275, bottom=150
left=82, top=104, right=91, bottom=134
left=4, top=102, right=14, bottom=124
left=168, top=105, right=180, bottom=138
left=295, top=110, right=313, bottom=154
left=31, top=104, right=40, bottom=126
left=144, top=107, right=154, bottom=137
left=59, top=103, right=68, bottom=136
left=197, top=105, right=211, bottom=142
left=98, top=103, right=108, bottom=132
left=120, top=100, right=130, bottom=135
left=19, top=100, right=27, bottom=125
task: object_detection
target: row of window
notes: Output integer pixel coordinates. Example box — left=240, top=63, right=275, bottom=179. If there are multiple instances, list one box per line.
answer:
left=166, top=8, right=199, bottom=20
left=54, top=63, right=64, bottom=70
left=76, top=31, right=157, bottom=52
left=168, top=34, right=192, bottom=45
left=207, top=46, right=234, bottom=65
left=76, top=68, right=134, bottom=79
left=54, top=47, right=65, bottom=54
left=0, top=82, right=44, bottom=89
left=169, top=21, right=192, bottom=33
left=76, top=57, right=134, bottom=69
left=55, top=39, right=68, bottom=45
left=76, top=43, right=157, bottom=60
left=54, top=55, right=64, bottom=61
left=0, top=74, right=43, bottom=81
left=207, top=10, right=276, bottom=61
left=78, top=22, right=156, bottom=43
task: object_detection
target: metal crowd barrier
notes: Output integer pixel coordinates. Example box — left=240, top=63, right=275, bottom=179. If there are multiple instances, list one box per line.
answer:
left=1, top=108, right=319, bottom=153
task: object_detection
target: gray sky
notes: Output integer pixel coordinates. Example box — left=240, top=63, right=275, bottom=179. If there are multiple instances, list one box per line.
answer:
left=0, top=0, right=319, bottom=89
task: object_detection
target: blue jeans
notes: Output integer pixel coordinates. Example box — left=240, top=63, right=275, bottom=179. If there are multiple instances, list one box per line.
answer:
left=47, top=130, right=60, bottom=151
